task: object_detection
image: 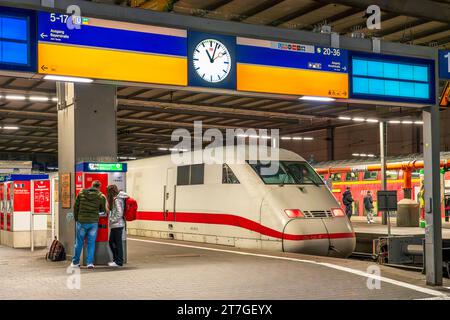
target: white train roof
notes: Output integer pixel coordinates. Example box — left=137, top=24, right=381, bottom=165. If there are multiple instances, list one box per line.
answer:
left=127, top=146, right=306, bottom=166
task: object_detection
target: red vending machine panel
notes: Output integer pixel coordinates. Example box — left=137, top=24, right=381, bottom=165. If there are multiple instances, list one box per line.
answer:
left=0, top=183, right=4, bottom=230
left=33, top=180, right=51, bottom=214
left=75, top=172, right=83, bottom=197
left=13, top=181, right=31, bottom=212
left=6, top=182, right=12, bottom=231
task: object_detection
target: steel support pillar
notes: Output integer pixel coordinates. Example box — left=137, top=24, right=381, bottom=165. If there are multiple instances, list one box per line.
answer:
left=326, top=127, right=335, bottom=161
left=57, top=82, right=117, bottom=258
left=379, top=121, right=388, bottom=225
left=423, top=106, right=443, bottom=286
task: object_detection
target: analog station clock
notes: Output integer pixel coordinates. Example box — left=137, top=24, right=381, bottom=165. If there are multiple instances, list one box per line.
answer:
left=193, top=39, right=232, bottom=83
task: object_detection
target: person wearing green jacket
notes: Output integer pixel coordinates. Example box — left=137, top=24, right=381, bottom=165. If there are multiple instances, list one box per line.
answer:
left=70, top=180, right=106, bottom=269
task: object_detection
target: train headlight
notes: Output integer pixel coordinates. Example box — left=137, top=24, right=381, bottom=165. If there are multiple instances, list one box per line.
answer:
left=284, top=209, right=304, bottom=218
left=331, top=208, right=345, bottom=217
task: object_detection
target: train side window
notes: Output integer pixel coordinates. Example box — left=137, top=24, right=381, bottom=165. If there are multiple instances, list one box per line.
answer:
left=330, top=173, right=342, bottom=181
left=190, top=164, right=205, bottom=185
left=386, top=170, right=399, bottom=180
left=222, top=164, right=240, bottom=184
left=363, top=171, right=378, bottom=180
left=177, top=165, right=190, bottom=186
left=412, top=171, right=420, bottom=179
left=345, top=172, right=359, bottom=181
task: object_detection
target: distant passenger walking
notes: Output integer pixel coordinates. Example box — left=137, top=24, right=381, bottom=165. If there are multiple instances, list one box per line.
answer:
left=342, top=187, right=354, bottom=220
left=71, top=180, right=106, bottom=269
left=364, top=190, right=375, bottom=224
left=106, top=185, right=129, bottom=267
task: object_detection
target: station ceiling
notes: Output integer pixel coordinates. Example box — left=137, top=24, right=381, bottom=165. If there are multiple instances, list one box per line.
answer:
left=128, top=0, right=450, bottom=49
left=0, top=0, right=448, bottom=158
left=0, top=76, right=425, bottom=157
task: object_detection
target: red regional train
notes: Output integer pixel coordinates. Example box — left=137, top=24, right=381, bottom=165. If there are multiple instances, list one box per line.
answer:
left=314, top=153, right=450, bottom=218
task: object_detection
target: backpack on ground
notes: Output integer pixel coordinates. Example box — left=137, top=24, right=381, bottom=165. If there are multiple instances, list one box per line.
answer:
left=123, top=197, right=138, bottom=222
left=45, top=237, right=66, bottom=262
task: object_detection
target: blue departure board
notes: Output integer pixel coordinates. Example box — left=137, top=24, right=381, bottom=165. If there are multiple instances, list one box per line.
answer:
left=0, top=6, right=37, bottom=73
left=350, top=52, right=435, bottom=105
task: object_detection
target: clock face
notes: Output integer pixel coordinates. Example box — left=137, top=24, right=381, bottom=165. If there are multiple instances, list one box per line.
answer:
left=193, top=39, right=232, bottom=83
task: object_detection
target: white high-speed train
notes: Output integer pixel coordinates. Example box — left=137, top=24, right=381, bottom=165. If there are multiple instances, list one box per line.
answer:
left=126, top=147, right=356, bottom=258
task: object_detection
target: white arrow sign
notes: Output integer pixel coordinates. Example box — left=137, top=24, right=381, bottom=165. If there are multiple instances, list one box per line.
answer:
left=40, top=33, right=48, bottom=39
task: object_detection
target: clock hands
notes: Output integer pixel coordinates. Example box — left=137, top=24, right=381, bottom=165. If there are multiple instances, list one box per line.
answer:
left=211, top=43, right=218, bottom=63
left=205, top=49, right=214, bottom=63
left=213, top=52, right=226, bottom=61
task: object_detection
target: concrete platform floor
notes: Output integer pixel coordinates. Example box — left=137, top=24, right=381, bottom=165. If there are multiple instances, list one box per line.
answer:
left=1, top=236, right=450, bottom=300
left=351, top=216, right=450, bottom=238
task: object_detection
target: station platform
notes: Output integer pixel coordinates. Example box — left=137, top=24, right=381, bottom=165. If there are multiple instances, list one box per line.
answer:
left=0, top=236, right=449, bottom=300
left=351, top=216, right=450, bottom=254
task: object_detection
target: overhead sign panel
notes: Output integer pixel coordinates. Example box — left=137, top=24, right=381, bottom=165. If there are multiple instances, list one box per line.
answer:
left=236, top=38, right=349, bottom=98
left=38, top=12, right=188, bottom=86
left=76, top=162, right=127, bottom=173
left=440, top=50, right=450, bottom=80
left=350, top=52, right=435, bottom=105
left=0, top=6, right=37, bottom=73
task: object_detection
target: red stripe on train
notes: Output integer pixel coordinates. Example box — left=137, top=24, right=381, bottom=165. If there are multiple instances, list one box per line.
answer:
left=135, top=211, right=355, bottom=241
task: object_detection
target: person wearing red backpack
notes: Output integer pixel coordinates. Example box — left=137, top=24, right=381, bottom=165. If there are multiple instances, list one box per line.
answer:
left=106, top=185, right=128, bottom=267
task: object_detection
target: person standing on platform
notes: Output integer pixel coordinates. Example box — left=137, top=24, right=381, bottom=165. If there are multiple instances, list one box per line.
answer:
left=418, top=183, right=425, bottom=221
left=342, top=187, right=354, bottom=220
left=106, top=184, right=129, bottom=267
left=71, top=180, right=106, bottom=269
left=364, top=190, right=375, bottom=224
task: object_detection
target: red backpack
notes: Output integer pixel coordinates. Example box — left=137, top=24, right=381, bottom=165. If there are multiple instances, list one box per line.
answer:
left=124, top=197, right=138, bottom=222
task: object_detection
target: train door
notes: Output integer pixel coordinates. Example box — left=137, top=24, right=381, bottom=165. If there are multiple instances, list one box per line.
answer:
left=164, top=168, right=176, bottom=221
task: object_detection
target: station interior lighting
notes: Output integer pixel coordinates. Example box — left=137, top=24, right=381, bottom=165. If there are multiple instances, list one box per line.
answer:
left=5, top=95, right=26, bottom=101
left=300, top=96, right=336, bottom=102
left=281, top=136, right=314, bottom=141
left=29, top=96, right=50, bottom=102
left=158, top=147, right=188, bottom=152
left=338, top=116, right=423, bottom=125
left=1, top=126, right=19, bottom=130
left=236, top=134, right=271, bottom=139
left=1, top=94, right=58, bottom=103
left=352, top=153, right=377, bottom=158
left=118, top=156, right=137, bottom=161
left=43, top=75, right=94, bottom=83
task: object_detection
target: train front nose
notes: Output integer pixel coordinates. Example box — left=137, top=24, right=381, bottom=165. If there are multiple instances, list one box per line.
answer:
left=282, top=218, right=355, bottom=258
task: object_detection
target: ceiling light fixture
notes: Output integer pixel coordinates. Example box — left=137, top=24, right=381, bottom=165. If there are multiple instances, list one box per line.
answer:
left=5, top=95, right=26, bottom=100
left=29, top=96, right=50, bottom=102
left=300, top=96, right=336, bottom=102
left=44, top=75, right=94, bottom=83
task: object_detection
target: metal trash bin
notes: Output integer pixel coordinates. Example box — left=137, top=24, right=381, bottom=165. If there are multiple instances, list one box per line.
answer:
left=396, top=198, right=420, bottom=227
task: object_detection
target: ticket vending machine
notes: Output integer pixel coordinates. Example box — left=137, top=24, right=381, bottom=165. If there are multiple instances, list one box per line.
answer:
left=75, top=162, right=127, bottom=265
left=1, top=174, right=49, bottom=248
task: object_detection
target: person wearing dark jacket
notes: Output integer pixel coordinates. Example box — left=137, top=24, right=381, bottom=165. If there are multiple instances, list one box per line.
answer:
left=364, top=190, right=375, bottom=224
left=70, top=180, right=106, bottom=269
left=342, top=187, right=354, bottom=220
left=106, top=184, right=129, bottom=267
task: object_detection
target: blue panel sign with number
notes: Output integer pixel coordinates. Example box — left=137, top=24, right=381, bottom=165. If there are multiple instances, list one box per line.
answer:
left=0, top=6, right=37, bottom=73
left=349, top=51, right=435, bottom=105
left=237, top=41, right=348, bottom=73
left=439, top=50, right=450, bottom=80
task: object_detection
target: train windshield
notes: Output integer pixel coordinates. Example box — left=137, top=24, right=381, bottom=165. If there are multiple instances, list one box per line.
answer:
left=248, top=161, right=324, bottom=185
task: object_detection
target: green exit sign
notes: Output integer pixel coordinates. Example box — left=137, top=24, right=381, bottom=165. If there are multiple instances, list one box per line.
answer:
left=87, top=163, right=125, bottom=172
